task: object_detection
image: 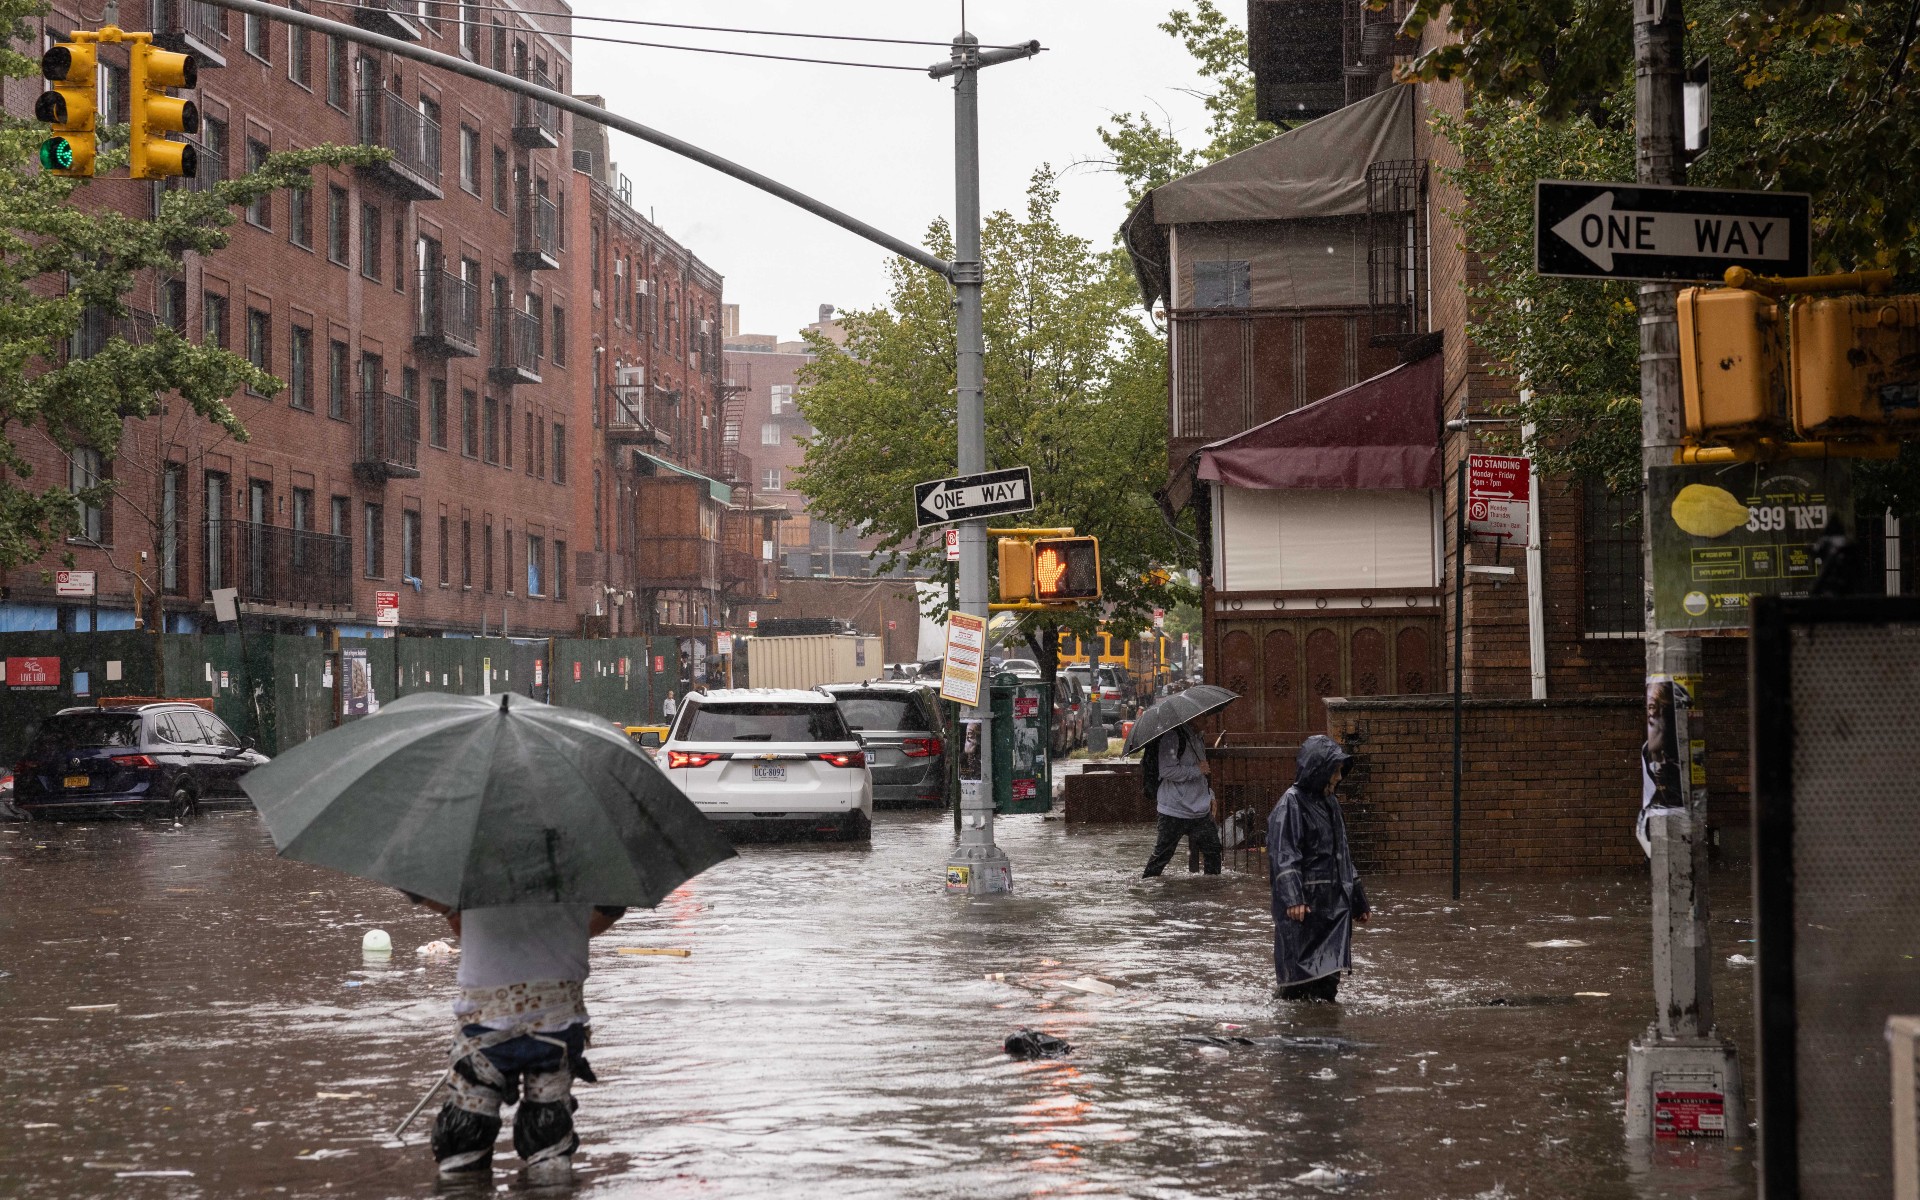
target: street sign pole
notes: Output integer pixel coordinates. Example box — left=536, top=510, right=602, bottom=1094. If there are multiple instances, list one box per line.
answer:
left=1624, top=0, right=1745, bottom=1149
left=930, top=32, right=1037, bottom=897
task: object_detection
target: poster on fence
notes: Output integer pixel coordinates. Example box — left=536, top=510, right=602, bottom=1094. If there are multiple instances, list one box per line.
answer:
left=341, top=647, right=377, bottom=717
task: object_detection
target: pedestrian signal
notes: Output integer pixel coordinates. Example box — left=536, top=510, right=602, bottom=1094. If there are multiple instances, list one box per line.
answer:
left=36, top=42, right=97, bottom=177
left=1032, top=537, right=1101, bottom=602
left=128, top=43, right=199, bottom=181
left=1677, top=286, right=1788, bottom=440
left=997, top=539, right=1036, bottom=603
left=1791, top=293, right=1920, bottom=439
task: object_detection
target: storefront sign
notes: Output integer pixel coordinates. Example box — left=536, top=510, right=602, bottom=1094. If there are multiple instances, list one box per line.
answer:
left=3, top=656, right=59, bottom=689
left=1650, top=463, right=1851, bottom=632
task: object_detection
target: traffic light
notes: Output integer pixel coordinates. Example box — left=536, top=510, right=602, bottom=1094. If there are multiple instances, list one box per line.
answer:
left=36, top=41, right=97, bottom=177
left=1677, top=285, right=1789, bottom=440
left=1032, top=537, right=1101, bottom=602
left=128, top=42, right=199, bottom=181
left=997, top=539, right=1035, bottom=603
left=1791, top=293, right=1920, bottom=439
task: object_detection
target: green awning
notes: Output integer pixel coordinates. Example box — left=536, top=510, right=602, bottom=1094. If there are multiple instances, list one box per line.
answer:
left=635, top=452, right=732, bottom=504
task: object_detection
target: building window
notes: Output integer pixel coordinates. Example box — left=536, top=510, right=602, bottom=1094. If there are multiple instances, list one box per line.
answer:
left=363, top=502, right=384, bottom=578
left=206, top=472, right=230, bottom=591
left=461, top=514, right=473, bottom=587
left=70, top=447, right=106, bottom=544
left=289, top=185, right=312, bottom=249
left=592, top=469, right=602, bottom=551
left=326, top=34, right=348, bottom=109
left=199, top=116, right=228, bottom=184
left=100, top=62, right=126, bottom=126
left=161, top=464, right=184, bottom=593
left=554, top=539, right=567, bottom=599
left=328, top=339, right=349, bottom=420
left=288, top=325, right=312, bottom=410
left=393, top=215, right=406, bottom=293
left=526, top=534, right=543, bottom=596
left=436, top=513, right=449, bottom=586
left=492, top=147, right=508, bottom=212
left=331, top=493, right=350, bottom=547
left=428, top=379, right=447, bottom=448
left=461, top=1, right=481, bottom=56
left=402, top=509, right=422, bottom=582
left=291, top=486, right=313, bottom=572
left=526, top=410, right=537, bottom=475
left=504, top=527, right=515, bottom=593
left=245, top=308, right=271, bottom=391
left=327, top=185, right=349, bottom=265
left=551, top=305, right=566, bottom=366
left=202, top=292, right=227, bottom=348
left=770, top=383, right=792, bottom=415
left=288, top=7, right=311, bottom=88
left=482, top=396, right=499, bottom=464
left=482, top=517, right=494, bottom=592
left=160, top=279, right=187, bottom=333
left=244, top=140, right=271, bottom=227
left=503, top=399, right=514, bottom=466
left=763, top=468, right=781, bottom=492
left=1583, top=480, right=1644, bottom=637
left=761, top=422, right=780, bottom=446
left=244, top=10, right=270, bottom=60
left=360, top=202, right=381, bottom=280
left=552, top=424, right=566, bottom=484
left=459, top=125, right=479, bottom=194
left=462, top=389, right=479, bottom=457
left=1192, top=259, right=1252, bottom=309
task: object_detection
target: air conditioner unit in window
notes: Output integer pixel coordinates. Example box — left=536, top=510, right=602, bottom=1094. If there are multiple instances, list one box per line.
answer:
left=636, top=279, right=650, bottom=296
left=699, top=319, right=712, bottom=334
left=615, top=366, right=644, bottom=388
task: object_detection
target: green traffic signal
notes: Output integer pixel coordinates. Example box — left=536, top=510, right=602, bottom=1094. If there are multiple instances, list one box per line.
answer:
left=39, top=137, right=74, bottom=171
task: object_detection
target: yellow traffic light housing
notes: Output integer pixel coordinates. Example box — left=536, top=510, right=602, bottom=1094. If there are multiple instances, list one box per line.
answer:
left=128, top=42, right=199, bottom=181
left=1677, top=285, right=1788, bottom=440
left=1032, top=537, right=1102, bottom=603
left=36, top=42, right=97, bottom=177
left=1791, top=294, right=1920, bottom=439
left=997, top=539, right=1036, bottom=604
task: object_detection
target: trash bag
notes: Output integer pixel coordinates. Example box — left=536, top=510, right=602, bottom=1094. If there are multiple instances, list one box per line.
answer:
left=1004, top=1029, right=1073, bottom=1060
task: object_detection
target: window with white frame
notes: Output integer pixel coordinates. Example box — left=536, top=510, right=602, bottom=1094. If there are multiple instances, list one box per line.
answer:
left=770, top=384, right=793, bottom=415
left=762, top=468, right=781, bottom=492
left=760, top=423, right=780, bottom=446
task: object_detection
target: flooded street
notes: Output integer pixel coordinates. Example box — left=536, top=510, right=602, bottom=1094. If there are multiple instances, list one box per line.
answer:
left=0, top=810, right=1756, bottom=1199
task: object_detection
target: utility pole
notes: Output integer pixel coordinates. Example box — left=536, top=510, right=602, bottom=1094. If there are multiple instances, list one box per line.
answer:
left=929, top=33, right=1040, bottom=897
left=1624, top=0, right=1746, bottom=1145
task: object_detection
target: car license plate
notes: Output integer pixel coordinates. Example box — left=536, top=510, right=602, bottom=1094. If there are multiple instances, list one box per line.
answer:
left=63, top=775, right=89, bottom=789
left=752, top=765, right=786, bottom=782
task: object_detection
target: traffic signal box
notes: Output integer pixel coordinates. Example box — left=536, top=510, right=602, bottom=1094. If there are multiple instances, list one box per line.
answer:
left=1677, top=269, right=1920, bottom=452
left=36, top=42, right=98, bottom=177
left=996, top=535, right=1102, bottom=606
left=128, top=41, right=200, bottom=180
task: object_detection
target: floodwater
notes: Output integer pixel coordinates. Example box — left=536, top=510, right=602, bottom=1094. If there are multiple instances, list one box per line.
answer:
left=0, top=809, right=1757, bottom=1199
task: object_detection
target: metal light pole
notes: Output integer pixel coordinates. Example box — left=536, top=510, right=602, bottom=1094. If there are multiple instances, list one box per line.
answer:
left=929, top=33, right=1040, bottom=896
left=1624, top=0, right=1745, bottom=1145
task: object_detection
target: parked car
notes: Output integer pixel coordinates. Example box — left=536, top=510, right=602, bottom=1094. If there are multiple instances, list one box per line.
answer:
left=999, top=658, right=1040, bottom=675
left=12, top=702, right=269, bottom=820
left=1088, top=664, right=1134, bottom=731
left=822, top=683, right=946, bottom=809
left=624, top=724, right=669, bottom=759
left=660, top=688, right=873, bottom=841
left=0, top=765, right=18, bottom=821
left=1053, top=671, right=1088, bottom=755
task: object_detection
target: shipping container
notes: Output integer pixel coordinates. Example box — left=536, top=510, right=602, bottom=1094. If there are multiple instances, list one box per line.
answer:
left=740, top=634, right=884, bottom=690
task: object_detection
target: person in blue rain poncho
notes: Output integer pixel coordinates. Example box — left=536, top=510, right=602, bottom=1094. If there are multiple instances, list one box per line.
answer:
left=1268, top=735, right=1370, bottom=1002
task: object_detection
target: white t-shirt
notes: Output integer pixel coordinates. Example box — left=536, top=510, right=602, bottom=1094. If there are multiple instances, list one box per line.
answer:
left=453, top=904, right=594, bottom=1030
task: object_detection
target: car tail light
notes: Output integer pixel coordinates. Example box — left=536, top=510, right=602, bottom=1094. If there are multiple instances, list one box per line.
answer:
left=813, top=750, right=866, bottom=769
left=901, top=737, right=942, bottom=758
left=667, top=751, right=722, bottom=769
left=109, top=754, right=157, bottom=768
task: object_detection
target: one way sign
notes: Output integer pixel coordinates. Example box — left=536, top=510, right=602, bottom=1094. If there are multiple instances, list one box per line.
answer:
left=914, top=466, right=1034, bottom=528
left=1534, top=180, right=1809, bottom=282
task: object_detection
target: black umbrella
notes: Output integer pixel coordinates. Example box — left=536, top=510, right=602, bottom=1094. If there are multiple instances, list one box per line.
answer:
left=240, top=691, right=735, bottom=909
left=1121, top=684, right=1240, bottom=757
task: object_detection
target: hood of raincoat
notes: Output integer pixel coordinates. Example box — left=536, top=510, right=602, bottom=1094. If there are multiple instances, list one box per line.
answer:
left=1294, top=734, right=1353, bottom=795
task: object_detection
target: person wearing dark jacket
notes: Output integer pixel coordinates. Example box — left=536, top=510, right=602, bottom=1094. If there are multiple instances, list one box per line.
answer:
left=1268, top=735, right=1369, bottom=1001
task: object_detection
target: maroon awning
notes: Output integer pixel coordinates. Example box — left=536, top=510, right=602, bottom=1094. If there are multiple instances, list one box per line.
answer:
left=1194, top=352, right=1443, bottom=491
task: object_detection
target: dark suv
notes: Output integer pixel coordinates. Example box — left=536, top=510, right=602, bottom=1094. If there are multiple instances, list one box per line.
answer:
left=822, top=683, right=947, bottom=808
left=12, top=703, right=269, bottom=820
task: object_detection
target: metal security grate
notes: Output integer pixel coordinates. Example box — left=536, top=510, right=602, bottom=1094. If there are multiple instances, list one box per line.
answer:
left=1753, top=598, right=1920, bottom=1196
left=1366, top=160, right=1428, bottom=344
left=1583, top=481, right=1644, bottom=636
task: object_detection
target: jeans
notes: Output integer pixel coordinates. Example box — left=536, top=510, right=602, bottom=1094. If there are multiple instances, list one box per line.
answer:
left=1143, top=814, right=1222, bottom=876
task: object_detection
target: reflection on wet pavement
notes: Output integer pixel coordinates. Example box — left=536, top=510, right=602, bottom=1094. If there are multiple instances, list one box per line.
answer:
left=0, top=810, right=1756, bottom=1198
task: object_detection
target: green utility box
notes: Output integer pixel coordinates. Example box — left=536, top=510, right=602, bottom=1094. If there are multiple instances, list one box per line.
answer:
left=992, top=672, right=1053, bottom=815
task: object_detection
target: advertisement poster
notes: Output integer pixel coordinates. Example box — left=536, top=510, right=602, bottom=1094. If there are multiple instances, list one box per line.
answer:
left=3, top=656, right=59, bottom=690
left=1636, top=674, right=1700, bottom=855
left=958, top=718, right=983, bottom=808
left=342, top=647, right=374, bottom=717
left=940, top=611, right=987, bottom=706
left=1649, top=462, right=1851, bottom=632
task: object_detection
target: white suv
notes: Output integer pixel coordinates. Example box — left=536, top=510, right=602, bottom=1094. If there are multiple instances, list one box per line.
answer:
left=661, top=688, right=873, bottom=841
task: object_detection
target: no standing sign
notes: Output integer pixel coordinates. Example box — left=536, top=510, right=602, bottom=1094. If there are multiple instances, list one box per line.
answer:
left=1467, top=454, right=1531, bottom=548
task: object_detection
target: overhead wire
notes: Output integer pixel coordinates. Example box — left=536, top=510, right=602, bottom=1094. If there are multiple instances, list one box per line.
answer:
left=410, top=0, right=1027, bottom=50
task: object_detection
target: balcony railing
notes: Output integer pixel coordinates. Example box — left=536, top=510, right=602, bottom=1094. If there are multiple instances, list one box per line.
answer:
left=414, top=268, right=480, bottom=357
left=351, top=0, right=422, bottom=42
left=719, top=444, right=752, bottom=487
left=70, top=307, right=158, bottom=360
left=157, top=0, right=225, bottom=66
left=489, top=308, right=542, bottom=386
left=356, top=84, right=442, bottom=200
left=512, top=66, right=561, bottom=148
left=353, top=391, right=421, bottom=482
left=181, top=140, right=223, bottom=192
left=513, top=192, right=560, bottom=270
left=606, top=388, right=669, bottom=445
left=216, top=520, right=352, bottom=608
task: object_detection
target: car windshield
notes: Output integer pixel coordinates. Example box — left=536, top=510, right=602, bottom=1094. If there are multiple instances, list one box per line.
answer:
left=834, top=694, right=932, bottom=733
left=1001, top=659, right=1038, bottom=673
left=679, top=702, right=852, bottom=743
left=29, top=714, right=143, bottom=753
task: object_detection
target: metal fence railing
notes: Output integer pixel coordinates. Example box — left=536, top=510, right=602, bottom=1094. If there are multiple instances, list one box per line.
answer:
left=215, top=520, right=353, bottom=608
left=355, top=391, right=420, bottom=476
left=414, top=268, right=480, bottom=352
left=357, top=84, right=441, bottom=190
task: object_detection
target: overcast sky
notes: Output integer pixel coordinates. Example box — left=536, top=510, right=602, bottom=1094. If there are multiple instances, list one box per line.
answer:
left=570, top=2, right=1214, bottom=338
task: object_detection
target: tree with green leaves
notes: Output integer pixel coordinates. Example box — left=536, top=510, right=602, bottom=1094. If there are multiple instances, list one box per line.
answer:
left=0, top=0, right=381, bottom=603
left=792, top=170, right=1195, bottom=689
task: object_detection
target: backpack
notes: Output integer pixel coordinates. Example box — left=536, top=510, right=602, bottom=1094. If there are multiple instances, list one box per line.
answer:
left=1140, top=727, right=1187, bottom=801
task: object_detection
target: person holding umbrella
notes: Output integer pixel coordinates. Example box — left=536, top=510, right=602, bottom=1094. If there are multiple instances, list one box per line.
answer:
left=241, top=692, right=734, bottom=1184
left=1268, top=734, right=1370, bottom=1002
left=1124, top=684, right=1239, bottom=878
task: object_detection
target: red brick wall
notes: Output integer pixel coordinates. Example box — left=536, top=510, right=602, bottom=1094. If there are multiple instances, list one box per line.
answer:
left=1324, top=694, right=1647, bottom=874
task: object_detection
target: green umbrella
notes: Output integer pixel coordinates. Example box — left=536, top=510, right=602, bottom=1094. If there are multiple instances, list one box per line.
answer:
left=240, top=691, right=735, bottom=909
